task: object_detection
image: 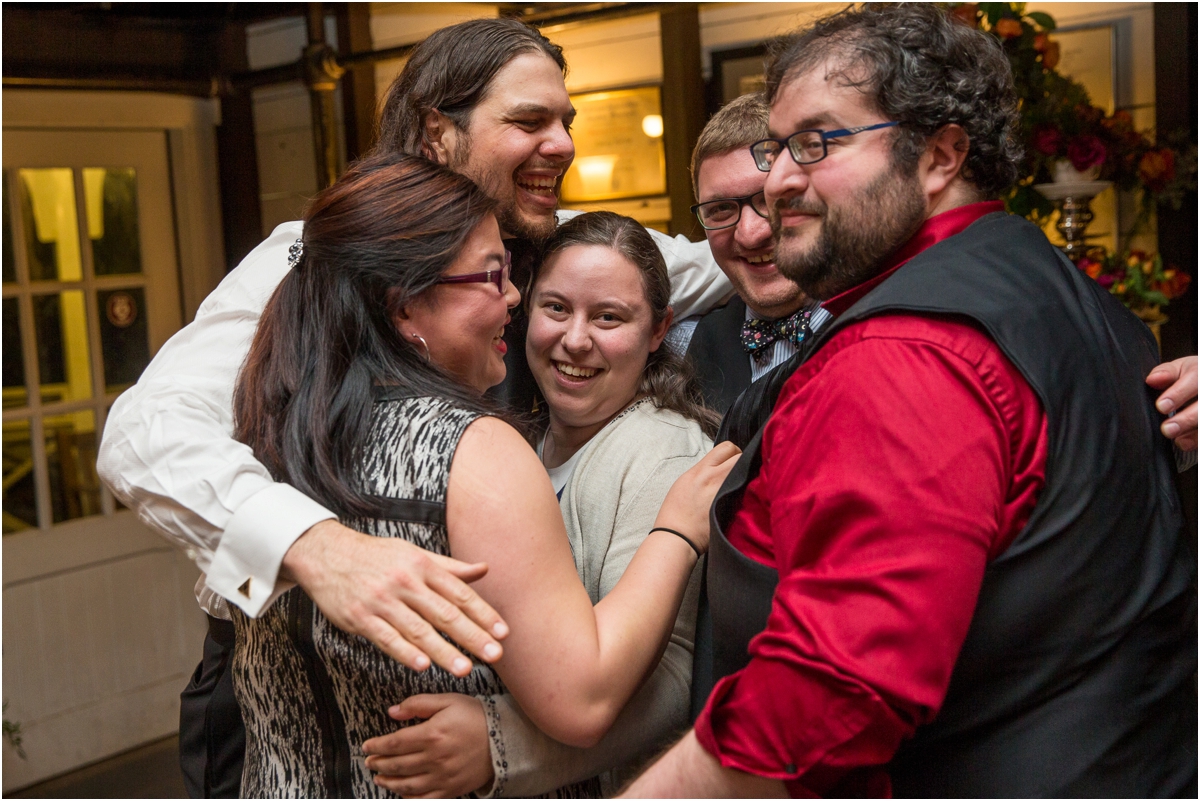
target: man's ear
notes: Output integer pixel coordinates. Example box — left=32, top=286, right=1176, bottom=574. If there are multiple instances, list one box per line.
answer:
left=422, top=110, right=457, bottom=166
left=918, top=124, right=971, bottom=200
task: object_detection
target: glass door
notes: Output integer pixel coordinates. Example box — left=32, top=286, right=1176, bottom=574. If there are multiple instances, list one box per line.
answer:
left=2, top=130, right=182, bottom=534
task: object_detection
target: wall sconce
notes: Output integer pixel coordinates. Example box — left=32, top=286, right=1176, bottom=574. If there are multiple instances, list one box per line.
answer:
left=641, top=114, right=664, bottom=138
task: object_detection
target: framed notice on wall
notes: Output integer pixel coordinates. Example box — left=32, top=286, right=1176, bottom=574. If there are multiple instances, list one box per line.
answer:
left=561, top=86, right=667, bottom=203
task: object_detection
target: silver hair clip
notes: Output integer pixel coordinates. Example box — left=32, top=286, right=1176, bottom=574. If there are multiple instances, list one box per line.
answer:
left=287, top=238, right=304, bottom=269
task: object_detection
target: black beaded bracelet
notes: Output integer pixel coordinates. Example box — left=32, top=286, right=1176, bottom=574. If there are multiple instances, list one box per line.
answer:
left=649, top=526, right=703, bottom=559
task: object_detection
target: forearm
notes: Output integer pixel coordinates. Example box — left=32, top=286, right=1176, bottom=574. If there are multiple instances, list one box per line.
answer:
left=490, top=637, right=693, bottom=796
left=96, top=220, right=334, bottom=615
left=621, top=730, right=787, bottom=798
left=506, top=531, right=696, bottom=747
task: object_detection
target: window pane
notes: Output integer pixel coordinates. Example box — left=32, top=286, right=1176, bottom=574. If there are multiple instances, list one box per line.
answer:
left=2, top=418, right=38, bottom=533
left=18, top=169, right=82, bottom=282
left=84, top=168, right=142, bottom=276
left=45, top=409, right=101, bottom=524
left=33, top=291, right=92, bottom=404
left=3, top=178, right=16, bottom=284
left=3, top=297, right=28, bottom=409
left=97, top=287, right=150, bottom=393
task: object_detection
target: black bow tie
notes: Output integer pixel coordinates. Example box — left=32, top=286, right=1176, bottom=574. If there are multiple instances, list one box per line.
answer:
left=740, top=307, right=814, bottom=364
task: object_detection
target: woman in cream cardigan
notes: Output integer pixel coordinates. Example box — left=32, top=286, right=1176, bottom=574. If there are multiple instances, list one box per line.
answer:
left=362, top=211, right=719, bottom=797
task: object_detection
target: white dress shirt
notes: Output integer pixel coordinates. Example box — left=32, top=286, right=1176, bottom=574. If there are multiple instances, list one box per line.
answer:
left=97, top=213, right=732, bottom=619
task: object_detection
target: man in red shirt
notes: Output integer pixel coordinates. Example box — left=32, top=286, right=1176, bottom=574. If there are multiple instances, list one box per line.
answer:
left=625, top=4, right=1194, bottom=797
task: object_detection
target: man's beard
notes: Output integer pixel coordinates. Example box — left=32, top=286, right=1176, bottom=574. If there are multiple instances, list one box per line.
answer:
left=451, top=139, right=559, bottom=246
left=771, top=162, right=926, bottom=300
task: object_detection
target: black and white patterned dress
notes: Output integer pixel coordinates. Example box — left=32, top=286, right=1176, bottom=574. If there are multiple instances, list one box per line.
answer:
left=231, top=390, right=505, bottom=798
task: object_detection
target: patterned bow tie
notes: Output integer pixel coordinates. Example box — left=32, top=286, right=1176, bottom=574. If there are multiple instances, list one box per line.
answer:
left=740, top=308, right=814, bottom=364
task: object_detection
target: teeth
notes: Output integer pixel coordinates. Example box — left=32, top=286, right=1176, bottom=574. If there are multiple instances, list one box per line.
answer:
left=555, top=361, right=598, bottom=378
left=746, top=253, right=774, bottom=264
left=519, top=176, right=559, bottom=191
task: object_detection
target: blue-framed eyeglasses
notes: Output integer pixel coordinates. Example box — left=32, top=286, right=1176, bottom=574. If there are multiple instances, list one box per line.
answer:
left=750, top=121, right=899, bottom=171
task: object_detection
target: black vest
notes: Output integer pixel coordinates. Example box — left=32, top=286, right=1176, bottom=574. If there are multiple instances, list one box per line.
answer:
left=692, top=213, right=1197, bottom=796
left=686, top=296, right=753, bottom=416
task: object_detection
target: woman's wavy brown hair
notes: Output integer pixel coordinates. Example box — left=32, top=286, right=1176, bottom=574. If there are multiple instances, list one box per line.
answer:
left=531, top=212, right=720, bottom=437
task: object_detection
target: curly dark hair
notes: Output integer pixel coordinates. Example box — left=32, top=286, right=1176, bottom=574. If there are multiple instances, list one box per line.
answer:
left=765, top=2, right=1022, bottom=198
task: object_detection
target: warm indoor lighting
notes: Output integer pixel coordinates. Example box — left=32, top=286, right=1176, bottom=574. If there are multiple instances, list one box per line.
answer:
left=641, top=114, right=664, bottom=138
left=573, top=155, right=619, bottom=196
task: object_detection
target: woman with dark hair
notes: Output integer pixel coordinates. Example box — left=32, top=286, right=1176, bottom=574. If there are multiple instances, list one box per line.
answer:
left=230, top=155, right=735, bottom=797
left=361, top=213, right=722, bottom=797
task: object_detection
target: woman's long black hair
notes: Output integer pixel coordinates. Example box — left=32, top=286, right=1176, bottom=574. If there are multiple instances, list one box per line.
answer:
left=233, top=152, right=501, bottom=519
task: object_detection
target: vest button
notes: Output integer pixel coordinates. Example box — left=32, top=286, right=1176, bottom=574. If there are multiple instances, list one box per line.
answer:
left=784, top=762, right=796, bottom=774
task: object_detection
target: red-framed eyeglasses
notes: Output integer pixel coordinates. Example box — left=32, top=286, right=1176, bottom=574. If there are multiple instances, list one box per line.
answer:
left=436, top=250, right=512, bottom=294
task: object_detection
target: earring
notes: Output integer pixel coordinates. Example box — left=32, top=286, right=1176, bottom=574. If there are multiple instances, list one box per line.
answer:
left=412, top=334, right=431, bottom=361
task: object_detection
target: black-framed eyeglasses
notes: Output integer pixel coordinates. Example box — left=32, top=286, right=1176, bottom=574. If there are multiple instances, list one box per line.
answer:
left=437, top=249, right=512, bottom=294
left=690, top=191, right=770, bottom=231
left=750, top=121, right=899, bottom=172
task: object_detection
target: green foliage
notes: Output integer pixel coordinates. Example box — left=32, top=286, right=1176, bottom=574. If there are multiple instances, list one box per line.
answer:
left=3, top=701, right=26, bottom=760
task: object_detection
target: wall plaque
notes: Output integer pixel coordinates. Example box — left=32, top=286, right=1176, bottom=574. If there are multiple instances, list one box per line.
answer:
left=561, top=86, right=667, bottom=203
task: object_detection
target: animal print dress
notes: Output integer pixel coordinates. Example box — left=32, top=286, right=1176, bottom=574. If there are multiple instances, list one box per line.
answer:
left=231, top=390, right=504, bottom=798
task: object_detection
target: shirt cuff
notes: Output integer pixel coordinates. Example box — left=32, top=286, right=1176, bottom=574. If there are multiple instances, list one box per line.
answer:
left=693, top=659, right=881, bottom=784
left=205, top=483, right=336, bottom=617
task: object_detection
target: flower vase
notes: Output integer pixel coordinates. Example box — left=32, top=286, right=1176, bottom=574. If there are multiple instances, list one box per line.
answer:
left=1033, top=177, right=1112, bottom=263
left=1051, top=160, right=1101, bottom=183
left=1133, top=305, right=1167, bottom=353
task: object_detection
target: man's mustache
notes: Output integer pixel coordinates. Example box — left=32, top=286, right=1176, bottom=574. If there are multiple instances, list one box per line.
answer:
left=769, top=196, right=826, bottom=233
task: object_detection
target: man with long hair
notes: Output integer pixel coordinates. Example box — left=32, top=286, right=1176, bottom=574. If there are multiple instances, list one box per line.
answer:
left=98, top=17, right=729, bottom=797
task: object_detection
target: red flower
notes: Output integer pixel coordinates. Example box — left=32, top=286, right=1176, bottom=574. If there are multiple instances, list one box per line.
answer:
left=994, top=18, right=1023, bottom=39
left=1067, top=135, right=1107, bottom=171
left=1158, top=268, right=1191, bottom=299
left=1031, top=125, right=1063, bottom=156
left=1102, top=110, right=1134, bottom=133
left=1078, top=258, right=1103, bottom=280
left=1097, top=273, right=1117, bottom=289
left=950, top=4, right=979, bottom=27
left=1042, top=41, right=1061, bottom=70
left=1138, top=149, right=1176, bottom=192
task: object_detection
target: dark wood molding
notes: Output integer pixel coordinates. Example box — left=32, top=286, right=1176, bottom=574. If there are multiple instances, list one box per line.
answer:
left=659, top=4, right=706, bottom=241
left=1153, top=2, right=1197, bottom=364
left=214, top=21, right=264, bottom=272
left=336, top=2, right=378, bottom=162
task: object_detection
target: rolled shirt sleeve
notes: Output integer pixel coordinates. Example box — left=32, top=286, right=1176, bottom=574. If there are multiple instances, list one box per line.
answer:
left=97, top=221, right=335, bottom=618
left=694, top=317, right=1047, bottom=795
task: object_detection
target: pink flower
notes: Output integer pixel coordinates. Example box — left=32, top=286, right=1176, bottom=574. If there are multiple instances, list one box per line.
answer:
left=1097, top=273, right=1116, bottom=289
left=1067, top=135, right=1107, bottom=171
left=1031, top=125, right=1063, bottom=156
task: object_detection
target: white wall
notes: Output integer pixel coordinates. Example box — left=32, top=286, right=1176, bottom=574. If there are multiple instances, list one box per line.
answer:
left=3, top=523, right=205, bottom=791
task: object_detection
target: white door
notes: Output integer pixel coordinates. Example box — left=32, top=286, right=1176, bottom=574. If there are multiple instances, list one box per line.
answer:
left=3, top=127, right=206, bottom=791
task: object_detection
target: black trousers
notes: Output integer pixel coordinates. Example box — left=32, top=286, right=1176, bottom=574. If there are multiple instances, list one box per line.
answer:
left=179, top=616, right=245, bottom=798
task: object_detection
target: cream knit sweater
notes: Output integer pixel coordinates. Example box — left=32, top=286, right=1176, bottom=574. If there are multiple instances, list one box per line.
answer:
left=481, top=398, right=711, bottom=797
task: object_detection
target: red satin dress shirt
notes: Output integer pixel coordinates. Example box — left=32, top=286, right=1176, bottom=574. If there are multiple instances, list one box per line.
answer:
left=693, top=202, right=1049, bottom=797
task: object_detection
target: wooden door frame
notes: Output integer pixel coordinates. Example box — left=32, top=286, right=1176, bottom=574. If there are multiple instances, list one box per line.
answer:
left=4, top=90, right=226, bottom=323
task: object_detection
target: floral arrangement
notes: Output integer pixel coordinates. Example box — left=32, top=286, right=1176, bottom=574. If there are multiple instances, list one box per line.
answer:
left=1075, top=248, right=1191, bottom=312
left=948, top=2, right=1197, bottom=223
left=948, top=2, right=1195, bottom=314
